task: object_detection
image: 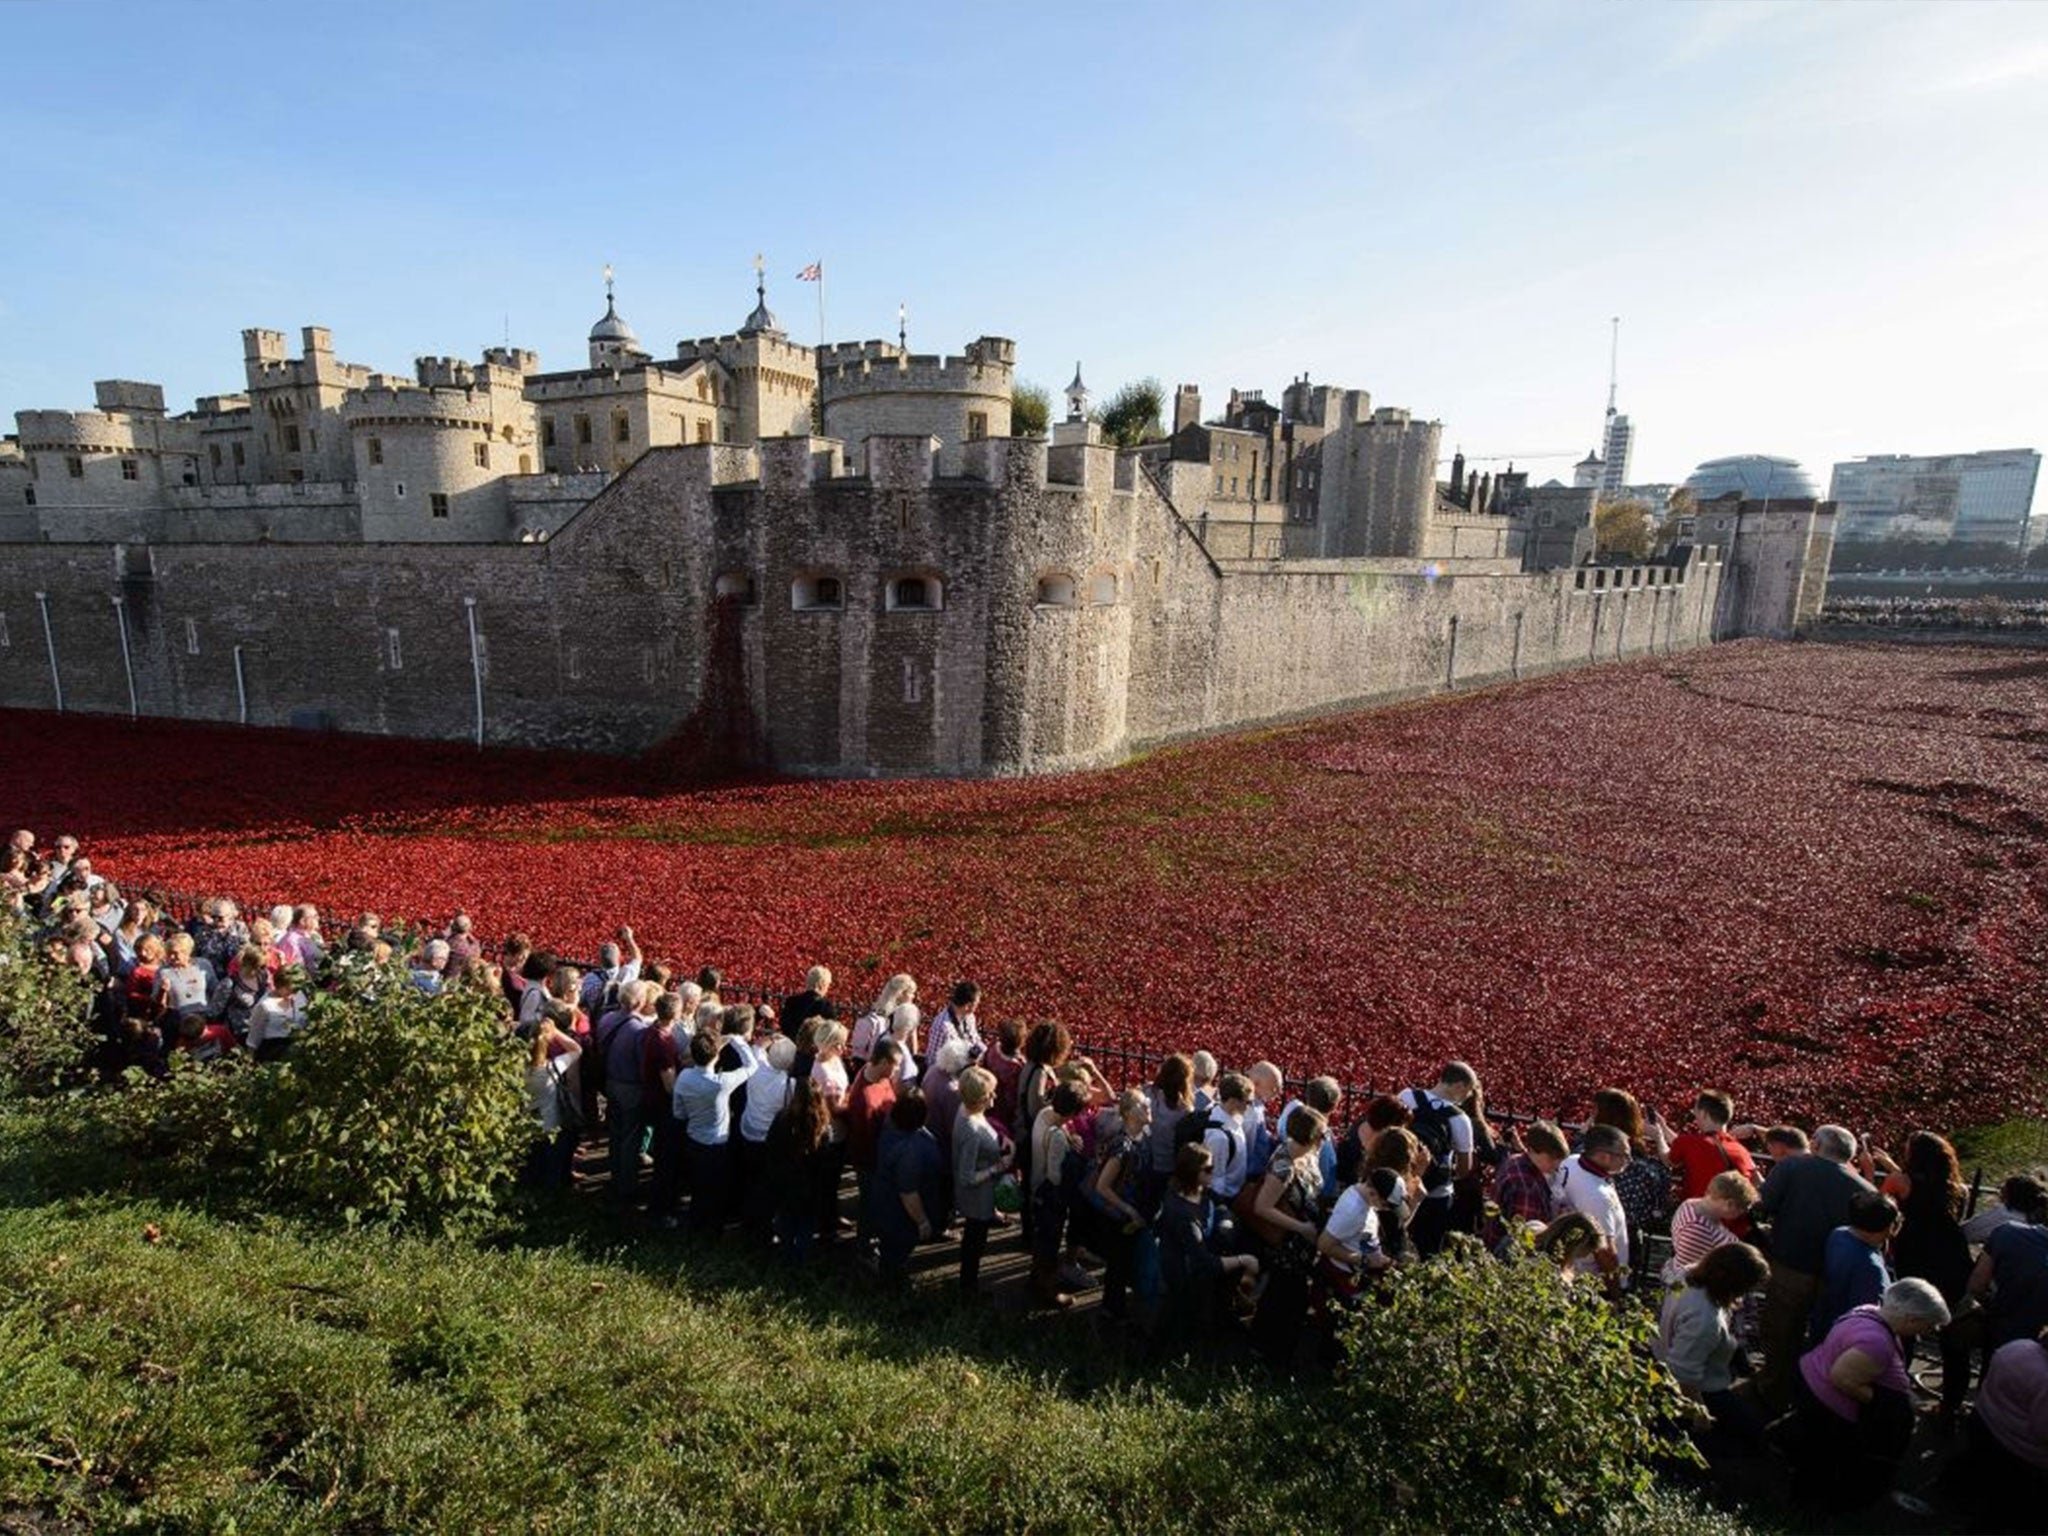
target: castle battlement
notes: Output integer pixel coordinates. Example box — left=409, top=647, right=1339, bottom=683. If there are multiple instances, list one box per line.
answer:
left=817, top=336, right=1016, bottom=397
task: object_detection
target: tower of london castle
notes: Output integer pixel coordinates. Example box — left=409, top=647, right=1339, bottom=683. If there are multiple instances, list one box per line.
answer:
left=0, top=270, right=1836, bottom=775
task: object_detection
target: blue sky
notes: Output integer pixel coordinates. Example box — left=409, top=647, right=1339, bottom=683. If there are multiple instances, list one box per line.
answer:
left=3, top=0, right=2044, bottom=498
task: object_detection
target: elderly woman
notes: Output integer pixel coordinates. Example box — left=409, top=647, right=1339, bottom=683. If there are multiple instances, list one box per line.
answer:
left=1788, top=1277, right=1951, bottom=1513
left=849, top=973, right=915, bottom=1069
left=1089, top=1088, right=1154, bottom=1322
left=1658, top=1242, right=1771, bottom=1455
left=1662, top=1170, right=1760, bottom=1286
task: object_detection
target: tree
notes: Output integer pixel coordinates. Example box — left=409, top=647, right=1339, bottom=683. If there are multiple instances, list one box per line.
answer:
left=1594, top=498, right=1653, bottom=560
left=1094, top=378, right=1165, bottom=448
left=1653, top=487, right=1695, bottom=550
left=1010, top=380, right=1051, bottom=438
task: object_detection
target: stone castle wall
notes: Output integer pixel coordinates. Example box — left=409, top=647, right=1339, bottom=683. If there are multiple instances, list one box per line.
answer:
left=0, top=440, right=1788, bottom=775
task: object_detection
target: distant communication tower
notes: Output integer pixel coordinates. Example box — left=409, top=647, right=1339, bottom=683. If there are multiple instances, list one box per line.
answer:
left=1596, top=316, right=1633, bottom=501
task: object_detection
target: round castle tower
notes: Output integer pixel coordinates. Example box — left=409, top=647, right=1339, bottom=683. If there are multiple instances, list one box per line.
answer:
left=344, top=354, right=539, bottom=541
left=818, top=335, right=1015, bottom=475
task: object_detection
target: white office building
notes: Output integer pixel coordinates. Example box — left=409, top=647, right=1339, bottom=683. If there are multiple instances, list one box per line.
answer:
left=1829, top=449, right=2041, bottom=550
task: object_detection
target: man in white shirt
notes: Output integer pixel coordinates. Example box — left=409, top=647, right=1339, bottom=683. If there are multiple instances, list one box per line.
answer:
left=1554, top=1123, right=1632, bottom=1287
left=1398, top=1062, right=1478, bottom=1256
left=1202, top=1073, right=1255, bottom=1206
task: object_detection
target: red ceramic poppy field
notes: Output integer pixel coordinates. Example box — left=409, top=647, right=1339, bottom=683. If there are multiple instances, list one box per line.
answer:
left=8, top=640, right=2046, bottom=1134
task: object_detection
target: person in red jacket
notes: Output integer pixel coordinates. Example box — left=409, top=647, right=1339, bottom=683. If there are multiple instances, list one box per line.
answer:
left=1666, top=1090, right=1759, bottom=1213
left=844, top=1039, right=902, bottom=1243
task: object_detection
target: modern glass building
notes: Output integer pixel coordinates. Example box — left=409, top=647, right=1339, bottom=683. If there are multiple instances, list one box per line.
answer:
left=1827, top=449, right=2041, bottom=550
left=1684, top=455, right=1819, bottom=502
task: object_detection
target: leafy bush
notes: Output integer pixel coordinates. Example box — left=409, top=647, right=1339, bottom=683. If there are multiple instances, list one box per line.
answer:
left=87, top=1051, right=261, bottom=1191
left=0, top=908, right=96, bottom=1098
left=1318, top=1244, right=1698, bottom=1532
left=253, top=967, right=535, bottom=1227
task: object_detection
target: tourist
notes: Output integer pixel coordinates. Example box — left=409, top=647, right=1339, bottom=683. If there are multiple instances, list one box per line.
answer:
left=153, top=931, right=219, bottom=1028
left=1811, top=1193, right=1900, bottom=1345
left=1364, top=1126, right=1426, bottom=1262
left=1657, top=1242, right=1771, bottom=1457
left=245, top=964, right=308, bottom=1062
left=409, top=939, right=450, bottom=994
left=1399, top=1064, right=1477, bottom=1257
left=765, top=1078, right=836, bottom=1266
left=1241, top=1060, right=1286, bottom=1182
left=1944, top=1326, right=2048, bottom=1533
left=527, top=1007, right=583, bottom=1190
left=1278, top=1076, right=1342, bottom=1199
left=443, top=912, right=481, bottom=975
left=1487, top=1119, right=1568, bottom=1255
left=191, top=898, right=246, bottom=976
left=1142, top=1053, right=1197, bottom=1216
left=602, top=981, right=660, bottom=1211
left=848, top=973, right=915, bottom=1069
left=1316, top=1150, right=1395, bottom=1311
left=871, top=1089, right=947, bottom=1280
left=844, top=1038, right=903, bottom=1238
left=220, top=943, right=270, bottom=1041
left=106, top=898, right=154, bottom=979
left=1089, top=1088, right=1153, bottom=1321
left=1969, top=1177, right=2048, bottom=1350
left=276, top=904, right=324, bottom=974
left=1665, top=1090, right=1759, bottom=1209
left=1198, top=1072, right=1255, bottom=1213
left=1157, top=1143, right=1259, bottom=1355
left=984, top=1018, right=1025, bottom=1133
left=885, top=996, right=922, bottom=1085
left=576, top=929, right=641, bottom=1017
left=1028, top=1080, right=1088, bottom=1308
left=1591, top=1088, right=1671, bottom=1286
left=1881, top=1131, right=1976, bottom=1418
left=782, top=963, right=835, bottom=1044
left=1189, top=1050, right=1218, bottom=1113
left=918, top=1037, right=973, bottom=1157
left=924, top=981, right=983, bottom=1064
left=1786, top=1279, right=1950, bottom=1514
left=1963, top=1173, right=2047, bottom=1245
left=124, top=933, right=165, bottom=1021
left=737, top=1035, right=798, bottom=1234
left=1249, top=1105, right=1326, bottom=1368
left=674, top=1024, right=757, bottom=1236
left=1751, top=1124, right=1876, bottom=1411
left=1552, top=1123, right=1631, bottom=1289
left=804, top=1018, right=853, bottom=1240
left=1662, top=1170, right=1759, bottom=1286
left=952, top=1065, right=1009, bottom=1300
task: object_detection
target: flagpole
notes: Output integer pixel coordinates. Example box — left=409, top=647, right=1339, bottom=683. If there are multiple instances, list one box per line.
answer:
left=817, top=262, right=826, bottom=349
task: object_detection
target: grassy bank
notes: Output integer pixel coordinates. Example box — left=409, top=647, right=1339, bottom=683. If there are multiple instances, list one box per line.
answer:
left=0, top=1188, right=1760, bottom=1535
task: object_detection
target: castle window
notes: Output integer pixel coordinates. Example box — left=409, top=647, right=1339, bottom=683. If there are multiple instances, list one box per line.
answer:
left=0, top=613, right=8, bottom=646
left=501, top=424, right=514, bottom=442
left=697, top=421, right=712, bottom=444
left=394, top=481, right=406, bottom=499
left=430, top=493, right=450, bottom=518
left=1035, top=573, right=1078, bottom=607
left=368, top=437, right=384, bottom=467
left=386, top=628, right=403, bottom=670
left=574, top=414, right=592, bottom=446
left=792, top=573, right=844, bottom=611
left=542, top=419, right=556, bottom=448
left=902, top=656, right=924, bottom=705
left=66, top=456, right=84, bottom=479
left=967, top=411, right=988, bottom=441
left=283, top=425, right=301, bottom=453
left=715, top=572, right=759, bottom=605
left=288, top=469, right=305, bottom=485
left=1575, top=571, right=1586, bottom=590
left=475, top=442, right=490, bottom=469
left=22, top=487, right=34, bottom=506
left=233, top=443, right=245, bottom=467
left=518, top=453, right=531, bottom=474
left=614, top=414, right=631, bottom=443
left=209, top=444, right=223, bottom=469
left=885, top=574, right=942, bottom=613
left=184, top=617, right=200, bottom=656
left=1089, top=571, right=1120, bottom=606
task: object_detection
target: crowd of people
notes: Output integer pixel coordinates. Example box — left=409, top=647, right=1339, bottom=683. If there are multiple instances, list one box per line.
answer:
left=7, top=826, right=2046, bottom=1529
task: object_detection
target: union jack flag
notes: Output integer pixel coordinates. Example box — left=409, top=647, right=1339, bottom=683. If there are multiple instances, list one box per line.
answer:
left=795, top=262, right=822, bottom=281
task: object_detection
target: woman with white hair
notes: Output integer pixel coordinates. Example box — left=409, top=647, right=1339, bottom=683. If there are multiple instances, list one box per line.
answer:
left=1788, top=1276, right=1951, bottom=1513
left=886, top=997, right=922, bottom=1084
left=849, top=974, right=915, bottom=1068
left=920, top=1038, right=973, bottom=1155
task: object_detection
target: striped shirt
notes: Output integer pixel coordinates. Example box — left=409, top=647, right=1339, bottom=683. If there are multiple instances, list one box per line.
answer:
left=1662, top=1197, right=1736, bottom=1286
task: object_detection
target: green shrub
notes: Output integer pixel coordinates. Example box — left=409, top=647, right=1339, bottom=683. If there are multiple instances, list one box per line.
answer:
left=1318, top=1244, right=1699, bottom=1532
left=87, top=1051, right=261, bottom=1191
left=253, top=966, right=535, bottom=1227
left=0, top=908, right=95, bottom=1098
